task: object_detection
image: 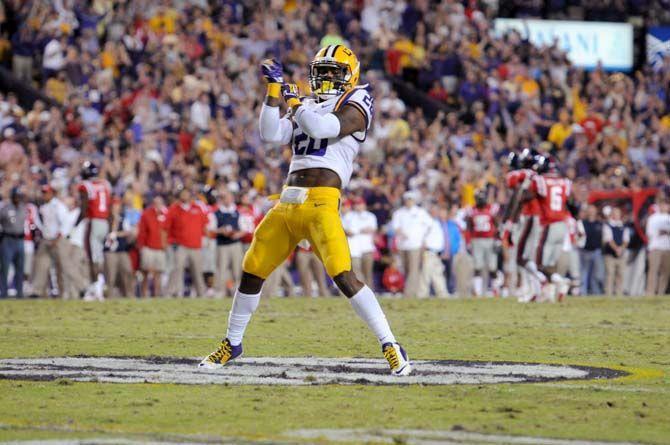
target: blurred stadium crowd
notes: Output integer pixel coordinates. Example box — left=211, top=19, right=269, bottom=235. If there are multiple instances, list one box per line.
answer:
left=0, top=0, right=668, bottom=299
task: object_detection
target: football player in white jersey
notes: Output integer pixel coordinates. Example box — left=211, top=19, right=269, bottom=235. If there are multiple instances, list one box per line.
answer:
left=200, top=45, right=411, bottom=376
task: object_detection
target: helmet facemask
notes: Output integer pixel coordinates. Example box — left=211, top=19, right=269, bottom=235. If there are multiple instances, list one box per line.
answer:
left=309, top=61, right=352, bottom=99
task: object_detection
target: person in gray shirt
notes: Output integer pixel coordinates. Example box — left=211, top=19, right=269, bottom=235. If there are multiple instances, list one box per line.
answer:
left=0, top=187, right=27, bottom=298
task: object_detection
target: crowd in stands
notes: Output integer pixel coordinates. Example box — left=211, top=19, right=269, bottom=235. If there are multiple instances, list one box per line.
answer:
left=0, top=0, right=668, bottom=299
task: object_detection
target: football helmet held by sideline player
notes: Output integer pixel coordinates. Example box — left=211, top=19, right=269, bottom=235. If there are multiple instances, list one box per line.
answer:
left=81, top=161, right=99, bottom=180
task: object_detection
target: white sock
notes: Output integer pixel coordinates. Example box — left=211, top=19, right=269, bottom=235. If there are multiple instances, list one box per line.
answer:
left=528, top=272, right=541, bottom=298
left=550, top=273, right=568, bottom=284
left=518, top=269, right=527, bottom=293
left=349, top=285, right=396, bottom=345
left=473, top=276, right=483, bottom=296
left=95, top=273, right=105, bottom=296
left=525, top=261, right=546, bottom=283
left=226, top=289, right=261, bottom=346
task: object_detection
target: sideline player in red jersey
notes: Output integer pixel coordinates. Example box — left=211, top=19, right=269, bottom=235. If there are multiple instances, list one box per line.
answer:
left=523, top=154, right=578, bottom=302
left=466, top=189, right=499, bottom=297
left=501, top=149, right=542, bottom=300
left=76, top=161, right=111, bottom=301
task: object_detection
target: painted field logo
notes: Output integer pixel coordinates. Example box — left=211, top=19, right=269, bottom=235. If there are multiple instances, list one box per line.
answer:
left=0, top=357, right=626, bottom=386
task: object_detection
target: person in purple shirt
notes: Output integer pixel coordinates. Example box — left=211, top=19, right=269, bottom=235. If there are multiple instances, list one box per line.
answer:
left=459, top=71, right=487, bottom=108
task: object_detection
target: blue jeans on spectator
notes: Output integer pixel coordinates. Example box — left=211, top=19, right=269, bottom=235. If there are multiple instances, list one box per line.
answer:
left=442, top=257, right=455, bottom=294
left=580, top=248, right=604, bottom=296
left=0, top=236, right=25, bottom=298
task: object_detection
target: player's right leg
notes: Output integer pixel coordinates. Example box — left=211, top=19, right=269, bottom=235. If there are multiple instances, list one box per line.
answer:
left=471, top=239, right=485, bottom=297
left=542, top=222, right=570, bottom=301
left=200, top=206, right=296, bottom=368
left=83, top=219, right=108, bottom=301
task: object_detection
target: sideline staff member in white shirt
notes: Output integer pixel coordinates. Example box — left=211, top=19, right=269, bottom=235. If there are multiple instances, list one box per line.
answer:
left=60, top=195, right=90, bottom=300
left=390, top=192, right=432, bottom=297
left=32, top=185, right=69, bottom=298
left=343, top=197, right=378, bottom=288
left=418, top=205, right=448, bottom=298
left=646, top=200, right=670, bottom=295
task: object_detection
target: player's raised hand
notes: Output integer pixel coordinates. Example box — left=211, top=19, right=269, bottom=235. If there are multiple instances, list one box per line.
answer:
left=281, top=83, right=300, bottom=103
left=260, top=58, right=284, bottom=84
left=282, top=83, right=301, bottom=107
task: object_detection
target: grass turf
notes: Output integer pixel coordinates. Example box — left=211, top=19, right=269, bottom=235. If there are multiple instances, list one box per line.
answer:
left=0, top=296, right=669, bottom=444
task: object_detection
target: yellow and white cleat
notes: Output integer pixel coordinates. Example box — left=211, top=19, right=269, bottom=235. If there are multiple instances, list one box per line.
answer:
left=382, top=342, right=412, bottom=376
left=199, top=338, right=243, bottom=369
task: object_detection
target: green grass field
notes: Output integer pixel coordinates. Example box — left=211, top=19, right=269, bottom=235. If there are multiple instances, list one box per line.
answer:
left=1, top=296, right=669, bottom=444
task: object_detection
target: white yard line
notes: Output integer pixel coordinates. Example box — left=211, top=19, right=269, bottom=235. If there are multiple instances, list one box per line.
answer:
left=0, top=428, right=645, bottom=445
left=290, top=428, right=643, bottom=445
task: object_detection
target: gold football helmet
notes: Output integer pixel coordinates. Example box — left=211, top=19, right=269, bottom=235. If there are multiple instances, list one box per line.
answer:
left=309, top=45, right=360, bottom=99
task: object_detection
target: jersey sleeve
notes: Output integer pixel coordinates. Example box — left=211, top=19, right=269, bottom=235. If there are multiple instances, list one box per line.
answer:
left=532, top=175, right=546, bottom=197
left=136, top=212, right=147, bottom=247
left=77, top=182, right=89, bottom=197
left=505, top=172, right=517, bottom=188
left=335, top=86, right=374, bottom=139
left=259, top=104, right=293, bottom=145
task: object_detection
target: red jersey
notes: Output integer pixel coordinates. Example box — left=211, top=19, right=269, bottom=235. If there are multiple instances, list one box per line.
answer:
left=531, top=173, right=571, bottom=225
left=137, top=206, right=167, bottom=250
left=194, top=201, right=218, bottom=239
left=506, top=169, right=541, bottom=217
left=165, top=202, right=208, bottom=249
left=505, top=169, right=531, bottom=189
left=468, top=204, right=498, bottom=239
left=237, top=204, right=261, bottom=244
left=78, top=179, right=111, bottom=219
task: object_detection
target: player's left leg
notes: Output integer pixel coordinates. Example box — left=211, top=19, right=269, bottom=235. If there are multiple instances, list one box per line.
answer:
left=305, top=192, right=411, bottom=376
left=541, top=222, right=570, bottom=301
left=517, top=220, right=545, bottom=302
left=568, top=249, right=582, bottom=295
left=471, top=239, right=485, bottom=297
left=488, top=240, right=503, bottom=297
left=332, top=270, right=411, bottom=375
left=86, top=219, right=108, bottom=300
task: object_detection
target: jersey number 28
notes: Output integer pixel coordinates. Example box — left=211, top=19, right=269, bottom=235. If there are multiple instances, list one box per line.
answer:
left=293, top=129, right=327, bottom=156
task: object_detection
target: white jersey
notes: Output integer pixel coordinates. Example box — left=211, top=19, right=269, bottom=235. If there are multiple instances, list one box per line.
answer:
left=342, top=209, right=378, bottom=257
left=288, top=85, right=373, bottom=188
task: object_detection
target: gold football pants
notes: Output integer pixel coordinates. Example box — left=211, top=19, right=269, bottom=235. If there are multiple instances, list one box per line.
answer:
left=242, top=187, right=351, bottom=279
